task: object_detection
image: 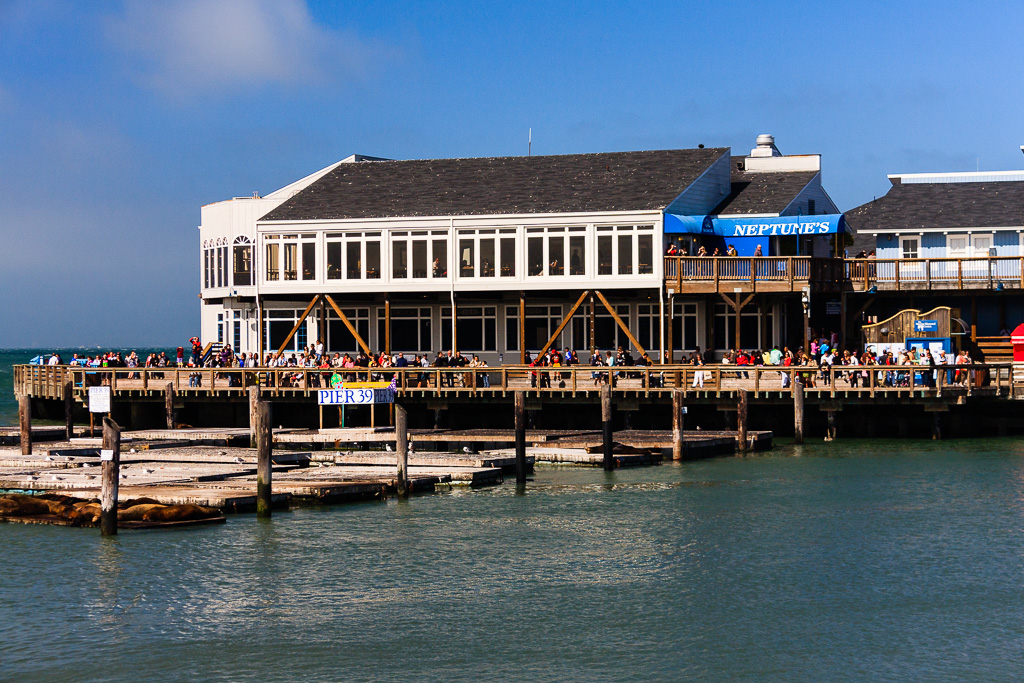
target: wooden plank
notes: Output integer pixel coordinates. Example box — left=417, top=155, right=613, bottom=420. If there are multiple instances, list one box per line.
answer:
left=324, top=295, right=372, bottom=356
left=519, top=291, right=526, bottom=364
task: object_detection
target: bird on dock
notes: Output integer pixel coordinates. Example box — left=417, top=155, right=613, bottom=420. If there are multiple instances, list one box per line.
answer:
left=463, top=446, right=471, bottom=453
left=385, top=444, right=393, bottom=452
left=120, top=473, right=128, bottom=479
left=51, top=475, right=63, bottom=481
left=129, top=448, right=137, bottom=454
left=44, top=456, right=53, bottom=461
left=144, top=469, right=154, bottom=474
left=234, top=457, right=245, bottom=464
left=26, top=475, right=38, bottom=481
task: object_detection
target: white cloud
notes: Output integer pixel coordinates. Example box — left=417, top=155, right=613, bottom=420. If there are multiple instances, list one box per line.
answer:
left=104, top=0, right=378, bottom=100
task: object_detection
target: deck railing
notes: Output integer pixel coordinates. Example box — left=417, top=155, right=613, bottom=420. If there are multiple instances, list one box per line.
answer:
left=13, top=362, right=1018, bottom=401
left=846, top=256, right=1024, bottom=290
left=664, top=256, right=844, bottom=291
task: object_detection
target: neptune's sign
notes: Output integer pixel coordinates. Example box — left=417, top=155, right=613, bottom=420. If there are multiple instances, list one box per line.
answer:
left=665, top=213, right=846, bottom=236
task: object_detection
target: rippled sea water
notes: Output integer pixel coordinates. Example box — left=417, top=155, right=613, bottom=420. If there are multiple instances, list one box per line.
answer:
left=4, top=439, right=1024, bottom=681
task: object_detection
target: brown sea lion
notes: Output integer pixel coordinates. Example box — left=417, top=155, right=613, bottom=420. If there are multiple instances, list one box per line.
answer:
left=117, top=504, right=166, bottom=521
left=140, top=504, right=219, bottom=522
left=0, top=496, right=52, bottom=517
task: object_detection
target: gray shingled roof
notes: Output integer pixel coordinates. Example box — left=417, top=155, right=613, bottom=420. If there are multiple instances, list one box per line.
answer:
left=259, top=148, right=729, bottom=221
left=847, top=181, right=1024, bottom=232
left=711, top=156, right=818, bottom=215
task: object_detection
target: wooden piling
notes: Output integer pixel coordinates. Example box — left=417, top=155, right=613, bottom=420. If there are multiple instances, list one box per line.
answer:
left=737, top=389, right=748, bottom=452
left=932, top=412, right=942, bottom=441
left=396, top=404, right=409, bottom=498
left=19, top=395, right=31, bottom=456
left=825, top=411, right=837, bottom=442
left=248, top=386, right=260, bottom=448
left=793, top=380, right=805, bottom=444
left=100, top=416, right=121, bottom=536
left=671, top=389, right=684, bottom=460
left=164, top=382, right=175, bottom=429
left=64, top=381, right=74, bottom=441
left=514, top=390, right=526, bottom=485
left=255, top=400, right=273, bottom=518
left=601, top=384, right=613, bottom=470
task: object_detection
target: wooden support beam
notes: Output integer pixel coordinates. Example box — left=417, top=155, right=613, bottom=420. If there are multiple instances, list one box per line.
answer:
left=248, top=386, right=261, bottom=448
left=165, top=383, right=175, bottom=429
left=255, top=400, right=272, bottom=518
left=514, top=390, right=526, bottom=486
left=276, top=294, right=321, bottom=355
left=737, top=389, right=748, bottom=452
left=396, top=403, right=408, bottom=498
left=595, top=290, right=647, bottom=357
left=19, top=395, right=31, bottom=456
left=666, top=295, right=674, bottom=364
left=601, top=384, right=613, bottom=471
left=100, top=416, right=121, bottom=536
left=589, top=292, right=596, bottom=355
left=324, top=295, right=372, bottom=356
left=537, top=290, right=589, bottom=358
left=672, top=389, right=684, bottom=460
left=64, top=381, right=74, bottom=441
left=793, top=379, right=805, bottom=444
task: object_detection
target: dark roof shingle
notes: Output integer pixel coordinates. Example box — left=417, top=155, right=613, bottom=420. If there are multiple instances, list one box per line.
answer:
left=846, top=181, right=1024, bottom=233
left=711, top=156, right=817, bottom=215
left=260, top=148, right=728, bottom=222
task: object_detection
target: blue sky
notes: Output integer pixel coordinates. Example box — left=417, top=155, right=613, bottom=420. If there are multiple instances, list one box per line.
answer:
left=2, top=0, right=1024, bottom=346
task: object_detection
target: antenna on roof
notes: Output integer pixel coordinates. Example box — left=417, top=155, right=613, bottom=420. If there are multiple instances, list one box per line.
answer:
left=528, top=128, right=532, bottom=156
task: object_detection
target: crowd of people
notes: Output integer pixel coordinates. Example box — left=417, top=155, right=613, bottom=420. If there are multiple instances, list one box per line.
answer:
left=42, top=330, right=979, bottom=392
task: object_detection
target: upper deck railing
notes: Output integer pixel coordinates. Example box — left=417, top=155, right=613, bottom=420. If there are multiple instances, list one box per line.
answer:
left=846, top=256, right=1024, bottom=291
left=12, top=363, right=1018, bottom=403
left=665, top=255, right=1024, bottom=293
left=663, top=256, right=844, bottom=294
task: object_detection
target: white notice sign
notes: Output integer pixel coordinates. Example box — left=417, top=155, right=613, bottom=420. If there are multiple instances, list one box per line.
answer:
left=89, top=386, right=112, bottom=413
left=100, top=449, right=114, bottom=461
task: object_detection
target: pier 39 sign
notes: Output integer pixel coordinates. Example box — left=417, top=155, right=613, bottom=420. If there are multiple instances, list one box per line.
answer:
left=318, top=382, right=395, bottom=405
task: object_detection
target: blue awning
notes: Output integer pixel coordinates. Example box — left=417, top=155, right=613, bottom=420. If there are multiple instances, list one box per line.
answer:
left=665, top=213, right=846, bottom=236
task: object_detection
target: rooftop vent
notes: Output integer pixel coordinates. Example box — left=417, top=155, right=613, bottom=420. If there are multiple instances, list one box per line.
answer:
left=750, top=134, right=781, bottom=158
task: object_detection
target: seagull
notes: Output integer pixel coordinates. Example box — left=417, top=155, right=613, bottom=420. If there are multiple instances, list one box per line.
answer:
left=44, top=456, right=54, bottom=461
left=218, top=450, right=227, bottom=456
left=27, top=475, right=38, bottom=481
left=129, top=448, right=137, bottom=454
left=120, top=473, right=128, bottom=479
left=144, top=469, right=154, bottom=474
left=234, top=457, right=245, bottom=464
left=51, top=475, right=63, bottom=481
left=86, top=475, right=95, bottom=480
left=385, top=444, right=393, bottom=452
left=463, top=446, right=471, bottom=453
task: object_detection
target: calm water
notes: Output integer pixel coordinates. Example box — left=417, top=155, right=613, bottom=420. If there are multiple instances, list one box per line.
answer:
left=3, top=439, right=1024, bottom=681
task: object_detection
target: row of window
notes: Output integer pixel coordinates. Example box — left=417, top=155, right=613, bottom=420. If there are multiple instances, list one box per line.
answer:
left=256, top=302, right=718, bottom=355
left=203, top=226, right=656, bottom=290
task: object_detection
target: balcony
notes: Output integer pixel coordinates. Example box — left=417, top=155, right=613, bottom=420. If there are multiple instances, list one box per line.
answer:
left=846, top=257, right=1024, bottom=292
left=664, top=256, right=844, bottom=295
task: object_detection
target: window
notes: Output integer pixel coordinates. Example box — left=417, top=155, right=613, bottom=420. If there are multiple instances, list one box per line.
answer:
left=506, top=305, right=563, bottom=352
left=572, top=303, right=629, bottom=351
left=524, top=227, right=587, bottom=277
left=972, top=234, right=992, bottom=257
left=393, top=234, right=408, bottom=279
left=442, top=306, right=497, bottom=351
left=456, top=229, right=514, bottom=278
left=217, top=313, right=224, bottom=344
left=672, top=302, right=699, bottom=352
left=808, top=199, right=816, bottom=214
left=637, top=304, right=660, bottom=353
left=432, top=238, right=448, bottom=278
left=263, top=234, right=305, bottom=281
left=948, top=236, right=967, bottom=257
left=900, top=236, right=919, bottom=259
left=233, top=237, right=252, bottom=286
left=326, top=231, right=382, bottom=280
left=381, top=307, right=432, bottom=352
left=327, top=308, right=370, bottom=353
left=265, top=309, right=308, bottom=352
left=232, top=310, right=241, bottom=351
left=596, top=225, right=654, bottom=276
left=713, top=303, right=763, bottom=351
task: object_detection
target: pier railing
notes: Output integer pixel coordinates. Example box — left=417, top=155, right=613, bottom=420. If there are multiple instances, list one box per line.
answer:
left=13, top=362, right=1019, bottom=402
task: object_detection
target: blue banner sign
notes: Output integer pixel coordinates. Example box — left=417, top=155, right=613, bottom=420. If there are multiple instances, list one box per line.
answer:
left=665, top=213, right=846, bottom=236
left=318, top=387, right=395, bottom=405
left=913, top=320, right=939, bottom=332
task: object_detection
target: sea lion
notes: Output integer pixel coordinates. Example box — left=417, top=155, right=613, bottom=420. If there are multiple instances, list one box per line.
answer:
left=117, top=504, right=166, bottom=521
left=0, top=496, right=52, bottom=517
left=140, top=504, right=219, bottom=522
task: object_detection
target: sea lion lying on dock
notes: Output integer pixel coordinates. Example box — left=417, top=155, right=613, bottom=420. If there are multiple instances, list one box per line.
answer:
left=117, top=504, right=166, bottom=521
left=0, top=495, right=51, bottom=517
left=140, top=503, right=219, bottom=522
